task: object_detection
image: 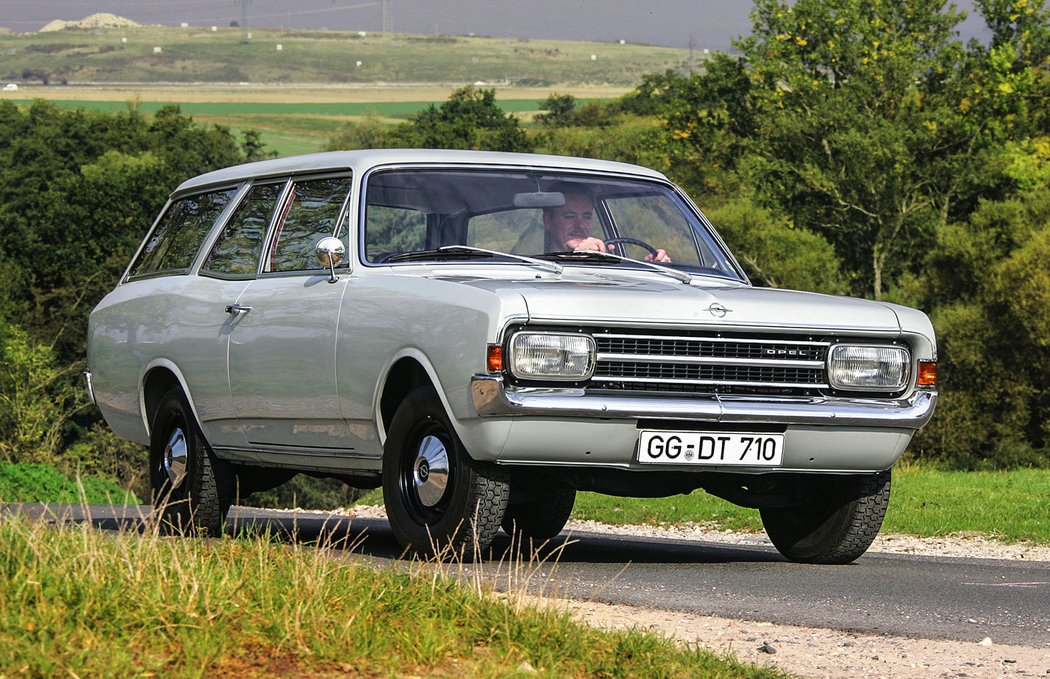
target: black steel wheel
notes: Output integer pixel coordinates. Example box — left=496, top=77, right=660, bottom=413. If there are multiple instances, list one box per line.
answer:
left=502, top=488, right=576, bottom=543
left=149, top=387, right=233, bottom=536
left=382, top=386, right=509, bottom=557
left=760, top=470, right=891, bottom=564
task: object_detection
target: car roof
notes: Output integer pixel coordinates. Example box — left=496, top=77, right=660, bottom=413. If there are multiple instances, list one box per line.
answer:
left=173, top=149, right=668, bottom=196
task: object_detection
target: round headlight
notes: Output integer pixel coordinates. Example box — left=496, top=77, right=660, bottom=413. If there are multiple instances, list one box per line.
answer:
left=509, top=333, right=595, bottom=380
left=828, top=345, right=910, bottom=391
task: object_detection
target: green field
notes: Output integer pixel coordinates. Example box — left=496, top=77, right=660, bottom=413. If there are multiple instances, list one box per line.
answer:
left=0, top=25, right=690, bottom=86
left=571, top=465, right=1050, bottom=544
left=1, top=98, right=554, bottom=117
left=1, top=95, right=599, bottom=156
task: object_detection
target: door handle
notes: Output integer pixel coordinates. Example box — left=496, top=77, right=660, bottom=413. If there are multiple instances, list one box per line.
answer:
left=225, top=304, right=253, bottom=315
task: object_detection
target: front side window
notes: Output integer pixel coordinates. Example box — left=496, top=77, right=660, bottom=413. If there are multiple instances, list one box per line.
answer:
left=128, top=188, right=237, bottom=279
left=360, top=168, right=743, bottom=281
left=202, top=182, right=282, bottom=276
left=267, top=176, right=352, bottom=272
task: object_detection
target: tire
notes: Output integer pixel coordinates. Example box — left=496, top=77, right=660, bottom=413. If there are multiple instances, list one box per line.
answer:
left=149, top=387, right=233, bottom=536
left=760, top=470, right=891, bottom=564
left=502, top=488, right=576, bottom=543
left=382, top=386, right=509, bottom=557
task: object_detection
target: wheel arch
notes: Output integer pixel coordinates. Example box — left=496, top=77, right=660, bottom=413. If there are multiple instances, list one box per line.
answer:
left=139, top=360, right=200, bottom=438
left=377, top=353, right=439, bottom=442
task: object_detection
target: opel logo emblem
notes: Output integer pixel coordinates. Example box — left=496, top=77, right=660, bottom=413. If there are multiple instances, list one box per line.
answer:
left=706, top=303, right=732, bottom=318
left=417, top=460, right=430, bottom=482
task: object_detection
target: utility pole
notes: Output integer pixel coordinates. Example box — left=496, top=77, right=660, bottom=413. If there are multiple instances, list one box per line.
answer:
left=237, top=0, right=251, bottom=42
left=688, top=34, right=695, bottom=73
left=382, top=0, right=393, bottom=33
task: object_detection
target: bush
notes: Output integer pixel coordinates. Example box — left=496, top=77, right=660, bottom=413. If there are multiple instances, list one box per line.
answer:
left=0, top=461, right=140, bottom=504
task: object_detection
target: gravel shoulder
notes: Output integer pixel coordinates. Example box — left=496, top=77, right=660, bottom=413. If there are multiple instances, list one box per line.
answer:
left=553, top=518, right=1050, bottom=679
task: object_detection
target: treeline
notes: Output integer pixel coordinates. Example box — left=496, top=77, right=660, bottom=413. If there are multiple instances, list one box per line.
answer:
left=0, top=1, right=1047, bottom=498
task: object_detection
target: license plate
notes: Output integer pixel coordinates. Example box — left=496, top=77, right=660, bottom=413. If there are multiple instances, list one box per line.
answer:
left=637, top=430, right=784, bottom=466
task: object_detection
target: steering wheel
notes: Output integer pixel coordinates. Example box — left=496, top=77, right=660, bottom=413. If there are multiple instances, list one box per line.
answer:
left=603, top=237, right=658, bottom=258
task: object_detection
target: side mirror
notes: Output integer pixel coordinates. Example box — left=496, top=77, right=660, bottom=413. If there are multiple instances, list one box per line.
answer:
left=315, top=237, right=346, bottom=284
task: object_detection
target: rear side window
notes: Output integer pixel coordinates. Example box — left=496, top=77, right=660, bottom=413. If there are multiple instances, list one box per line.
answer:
left=128, top=188, right=237, bottom=279
left=268, top=176, right=352, bottom=272
left=202, top=182, right=282, bottom=276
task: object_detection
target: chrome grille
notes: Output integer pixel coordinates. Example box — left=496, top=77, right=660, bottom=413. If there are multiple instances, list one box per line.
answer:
left=591, top=332, right=830, bottom=395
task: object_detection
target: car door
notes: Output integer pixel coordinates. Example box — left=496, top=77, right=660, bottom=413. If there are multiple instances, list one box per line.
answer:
left=226, top=175, right=355, bottom=451
left=195, top=179, right=284, bottom=449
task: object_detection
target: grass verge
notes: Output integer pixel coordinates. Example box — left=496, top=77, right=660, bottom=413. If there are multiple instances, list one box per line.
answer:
left=570, top=464, right=1050, bottom=544
left=0, top=515, right=785, bottom=677
left=0, top=461, right=139, bottom=505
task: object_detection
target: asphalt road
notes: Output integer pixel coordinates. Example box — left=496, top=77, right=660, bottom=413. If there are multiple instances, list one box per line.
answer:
left=5, top=503, right=1049, bottom=649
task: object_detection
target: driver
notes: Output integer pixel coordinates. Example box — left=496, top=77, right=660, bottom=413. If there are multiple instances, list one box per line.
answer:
left=542, top=192, right=671, bottom=263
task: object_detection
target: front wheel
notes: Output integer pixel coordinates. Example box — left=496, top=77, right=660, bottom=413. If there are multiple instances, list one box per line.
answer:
left=383, top=386, right=509, bottom=557
left=149, top=387, right=233, bottom=536
left=759, top=470, right=891, bottom=564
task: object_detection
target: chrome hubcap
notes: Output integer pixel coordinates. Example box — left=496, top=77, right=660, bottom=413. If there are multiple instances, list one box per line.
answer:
left=163, top=426, right=189, bottom=489
left=413, top=435, right=449, bottom=507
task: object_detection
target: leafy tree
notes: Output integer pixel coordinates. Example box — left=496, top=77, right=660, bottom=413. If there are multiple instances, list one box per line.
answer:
left=389, top=86, right=532, bottom=152
left=704, top=198, right=848, bottom=294
left=535, top=93, right=579, bottom=127
left=323, top=113, right=395, bottom=151
left=906, top=186, right=1050, bottom=467
left=732, top=0, right=970, bottom=299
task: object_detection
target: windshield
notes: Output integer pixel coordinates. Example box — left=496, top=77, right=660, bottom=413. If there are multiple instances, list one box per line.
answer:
left=361, top=168, right=744, bottom=281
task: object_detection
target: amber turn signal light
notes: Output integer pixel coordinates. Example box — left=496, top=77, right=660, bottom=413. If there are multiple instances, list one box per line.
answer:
left=917, top=360, right=937, bottom=387
left=487, top=344, right=503, bottom=373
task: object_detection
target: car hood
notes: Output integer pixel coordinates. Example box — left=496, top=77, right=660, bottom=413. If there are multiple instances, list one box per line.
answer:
left=443, top=270, right=902, bottom=333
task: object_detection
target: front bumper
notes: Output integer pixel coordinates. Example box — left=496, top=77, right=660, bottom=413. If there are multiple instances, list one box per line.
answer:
left=470, top=374, right=937, bottom=430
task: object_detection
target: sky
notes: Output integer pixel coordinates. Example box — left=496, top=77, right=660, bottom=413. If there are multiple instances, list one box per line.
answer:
left=0, top=0, right=990, bottom=52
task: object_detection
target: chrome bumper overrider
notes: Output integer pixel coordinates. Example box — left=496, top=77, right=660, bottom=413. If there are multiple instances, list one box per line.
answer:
left=83, top=370, right=96, bottom=406
left=470, top=375, right=937, bottom=429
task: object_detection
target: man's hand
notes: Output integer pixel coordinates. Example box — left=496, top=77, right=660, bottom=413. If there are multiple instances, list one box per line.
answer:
left=645, top=249, right=671, bottom=263
left=567, top=236, right=608, bottom=252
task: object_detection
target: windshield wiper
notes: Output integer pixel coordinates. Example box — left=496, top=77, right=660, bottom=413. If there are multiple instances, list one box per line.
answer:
left=539, top=250, right=693, bottom=284
left=384, top=245, right=562, bottom=273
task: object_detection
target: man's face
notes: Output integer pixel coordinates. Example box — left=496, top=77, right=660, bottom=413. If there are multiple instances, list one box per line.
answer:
left=543, top=194, right=595, bottom=249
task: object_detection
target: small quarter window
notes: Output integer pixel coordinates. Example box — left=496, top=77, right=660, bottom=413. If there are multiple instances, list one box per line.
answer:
left=129, top=188, right=236, bottom=278
left=268, top=176, right=352, bottom=272
left=202, top=183, right=282, bottom=276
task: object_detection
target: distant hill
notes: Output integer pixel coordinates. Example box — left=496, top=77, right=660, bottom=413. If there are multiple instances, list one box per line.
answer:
left=0, top=24, right=692, bottom=86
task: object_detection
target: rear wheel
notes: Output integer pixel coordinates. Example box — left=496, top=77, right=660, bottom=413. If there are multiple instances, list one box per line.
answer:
left=383, top=386, right=509, bottom=557
left=502, top=488, right=576, bottom=543
left=760, top=470, right=891, bottom=564
left=149, top=387, right=233, bottom=536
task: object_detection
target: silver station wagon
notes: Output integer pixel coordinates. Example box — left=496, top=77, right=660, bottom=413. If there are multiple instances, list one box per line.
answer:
left=86, top=149, right=938, bottom=563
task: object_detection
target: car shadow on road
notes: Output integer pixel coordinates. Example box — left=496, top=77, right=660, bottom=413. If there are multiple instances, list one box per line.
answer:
left=1, top=503, right=785, bottom=565
left=223, top=507, right=786, bottom=565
